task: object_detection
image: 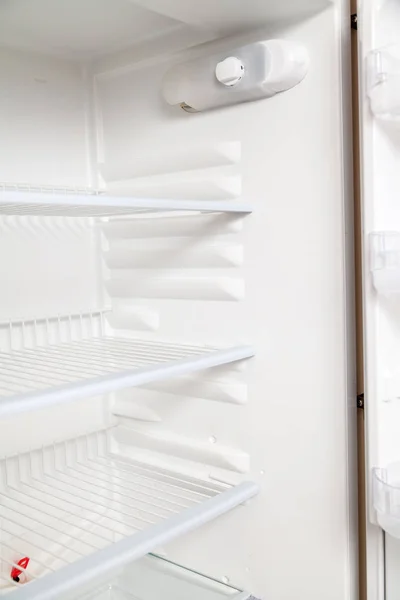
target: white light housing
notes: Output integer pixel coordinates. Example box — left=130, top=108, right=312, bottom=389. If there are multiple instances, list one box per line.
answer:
left=162, top=39, right=309, bottom=112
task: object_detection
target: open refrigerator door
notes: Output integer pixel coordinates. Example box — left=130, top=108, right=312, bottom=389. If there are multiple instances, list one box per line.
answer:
left=358, top=0, right=400, bottom=598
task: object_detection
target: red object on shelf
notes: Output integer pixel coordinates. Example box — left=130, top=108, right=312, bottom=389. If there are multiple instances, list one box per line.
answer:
left=11, top=557, right=30, bottom=582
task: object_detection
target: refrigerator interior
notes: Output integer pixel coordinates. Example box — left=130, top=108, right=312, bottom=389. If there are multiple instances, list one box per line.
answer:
left=77, top=554, right=251, bottom=600
left=0, top=0, right=355, bottom=599
left=358, top=0, right=400, bottom=598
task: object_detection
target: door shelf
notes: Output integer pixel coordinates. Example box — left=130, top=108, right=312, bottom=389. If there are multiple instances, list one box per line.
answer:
left=0, top=189, right=253, bottom=217
left=0, top=429, right=259, bottom=600
left=367, top=46, right=400, bottom=122
left=373, top=464, right=400, bottom=538
left=370, top=231, right=400, bottom=294
left=0, top=337, right=254, bottom=418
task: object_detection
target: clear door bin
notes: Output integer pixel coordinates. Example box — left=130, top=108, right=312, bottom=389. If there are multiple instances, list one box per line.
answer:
left=373, top=464, right=400, bottom=538
left=367, top=46, right=400, bottom=121
left=370, top=232, right=400, bottom=293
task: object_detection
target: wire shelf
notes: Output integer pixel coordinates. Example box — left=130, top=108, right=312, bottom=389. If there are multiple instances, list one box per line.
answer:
left=0, top=190, right=253, bottom=217
left=0, top=429, right=259, bottom=600
left=0, top=337, right=254, bottom=417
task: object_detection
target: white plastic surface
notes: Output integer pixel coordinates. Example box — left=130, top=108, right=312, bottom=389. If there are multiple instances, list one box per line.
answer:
left=0, top=5, right=355, bottom=600
left=0, top=0, right=183, bottom=60
left=358, top=1, right=400, bottom=598
left=127, top=0, right=333, bottom=38
left=162, top=40, right=309, bottom=112
left=0, top=0, right=332, bottom=61
left=359, top=0, right=400, bottom=503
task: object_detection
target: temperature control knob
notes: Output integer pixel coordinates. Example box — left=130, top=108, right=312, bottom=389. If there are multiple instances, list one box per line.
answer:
left=215, top=57, right=244, bottom=86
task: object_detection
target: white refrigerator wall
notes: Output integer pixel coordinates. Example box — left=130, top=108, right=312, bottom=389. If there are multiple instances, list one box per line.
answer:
left=93, top=5, right=356, bottom=599
left=0, top=2, right=356, bottom=599
left=0, top=49, right=91, bottom=188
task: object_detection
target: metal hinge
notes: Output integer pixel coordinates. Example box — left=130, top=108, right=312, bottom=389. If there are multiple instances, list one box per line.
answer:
left=357, top=393, right=364, bottom=409
left=351, top=13, right=358, bottom=30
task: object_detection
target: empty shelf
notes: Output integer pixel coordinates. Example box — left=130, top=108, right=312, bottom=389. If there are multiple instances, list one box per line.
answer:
left=0, top=337, right=254, bottom=417
left=0, top=429, right=259, bottom=600
left=0, top=190, right=253, bottom=216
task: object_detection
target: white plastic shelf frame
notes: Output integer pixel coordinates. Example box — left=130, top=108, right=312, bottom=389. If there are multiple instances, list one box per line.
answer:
left=0, top=429, right=259, bottom=600
left=0, top=188, right=253, bottom=216
left=0, top=336, right=254, bottom=418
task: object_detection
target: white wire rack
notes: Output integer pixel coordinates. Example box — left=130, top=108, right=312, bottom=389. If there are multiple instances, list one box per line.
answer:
left=0, top=337, right=254, bottom=418
left=0, top=429, right=259, bottom=600
left=0, top=189, right=253, bottom=216
left=0, top=309, right=107, bottom=349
